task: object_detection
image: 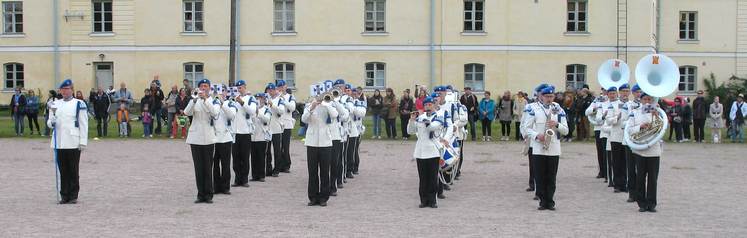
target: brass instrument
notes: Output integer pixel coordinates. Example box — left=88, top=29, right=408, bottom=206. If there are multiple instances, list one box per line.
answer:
left=542, top=103, right=558, bottom=150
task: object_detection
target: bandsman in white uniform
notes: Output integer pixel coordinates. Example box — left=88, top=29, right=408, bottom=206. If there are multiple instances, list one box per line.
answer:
left=301, top=93, right=339, bottom=207
left=266, top=83, right=286, bottom=177
left=332, top=79, right=352, bottom=185
left=625, top=92, right=663, bottom=213
left=523, top=85, right=568, bottom=211
left=349, top=87, right=367, bottom=176
left=47, top=79, right=88, bottom=204
left=213, top=89, right=237, bottom=195
left=408, top=96, right=444, bottom=208
left=250, top=93, right=273, bottom=182
left=603, top=85, right=631, bottom=193
left=625, top=84, right=643, bottom=202
left=329, top=81, right=350, bottom=195
left=277, top=79, right=297, bottom=174
left=231, top=80, right=256, bottom=187
left=521, top=83, right=549, bottom=195
left=185, top=79, right=220, bottom=204
left=586, top=88, right=608, bottom=181
left=596, top=87, right=617, bottom=188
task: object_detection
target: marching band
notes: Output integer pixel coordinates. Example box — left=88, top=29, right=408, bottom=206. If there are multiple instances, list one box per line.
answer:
left=45, top=54, right=674, bottom=214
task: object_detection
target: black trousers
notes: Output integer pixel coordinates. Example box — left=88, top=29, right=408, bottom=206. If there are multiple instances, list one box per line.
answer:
left=95, top=115, right=108, bottom=137
left=56, top=149, right=81, bottom=201
left=280, top=129, right=292, bottom=171
left=28, top=112, right=41, bottom=133
left=232, top=134, right=251, bottom=185
left=190, top=144, right=214, bottom=201
left=671, top=122, right=683, bottom=141
left=346, top=136, right=359, bottom=175
left=634, top=154, right=659, bottom=209
left=468, top=115, right=477, bottom=140
left=307, top=146, right=332, bottom=203
left=694, top=119, right=706, bottom=142
left=683, top=122, right=691, bottom=140
left=531, top=155, right=559, bottom=208
left=500, top=120, right=510, bottom=137
left=269, top=133, right=282, bottom=174
left=606, top=149, right=614, bottom=186
left=481, top=119, right=493, bottom=137
left=515, top=121, right=523, bottom=141
left=625, top=146, right=636, bottom=200
left=330, top=140, right=343, bottom=192
left=455, top=140, right=464, bottom=177
left=355, top=135, right=362, bottom=173
left=385, top=118, right=397, bottom=138
left=213, top=142, right=232, bottom=193
left=527, top=147, right=535, bottom=189
left=416, top=157, right=440, bottom=206
left=251, top=141, right=268, bottom=180
left=611, top=142, right=627, bottom=191
left=400, top=116, right=410, bottom=138
left=594, top=131, right=606, bottom=178
left=265, top=141, right=273, bottom=175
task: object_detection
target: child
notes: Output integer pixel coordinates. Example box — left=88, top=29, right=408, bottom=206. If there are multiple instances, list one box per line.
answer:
left=117, top=104, right=130, bottom=137
left=142, top=104, right=153, bottom=138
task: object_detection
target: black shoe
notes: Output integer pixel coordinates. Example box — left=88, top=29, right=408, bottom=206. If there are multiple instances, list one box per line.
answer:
left=526, top=187, right=535, bottom=192
left=547, top=206, right=556, bottom=211
left=231, top=183, right=241, bottom=187
left=330, top=192, right=337, bottom=197
left=596, top=175, right=604, bottom=179
left=454, top=176, right=460, bottom=180
left=603, top=180, right=608, bottom=183
left=430, top=204, right=438, bottom=208
left=337, top=183, right=344, bottom=188
left=222, top=191, right=231, bottom=195
left=204, top=200, right=213, bottom=204
left=346, top=174, right=354, bottom=179
left=281, top=169, right=290, bottom=173
left=639, top=207, right=647, bottom=212
left=608, top=184, right=614, bottom=187
left=194, top=199, right=202, bottom=204
left=353, top=171, right=359, bottom=175
left=626, top=198, right=635, bottom=203
left=319, top=202, right=327, bottom=207
left=58, top=199, right=69, bottom=204
left=259, top=178, right=265, bottom=182
left=443, top=184, right=451, bottom=191
left=614, top=189, right=622, bottom=193
left=538, top=206, right=547, bottom=210
left=648, top=207, right=657, bottom=213
left=419, top=204, right=427, bottom=208
left=437, top=194, right=446, bottom=199
left=240, top=184, right=250, bottom=187
left=533, top=196, right=539, bottom=200
left=272, top=172, right=279, bottom=177
left=308, top=202, right=318, bottom=206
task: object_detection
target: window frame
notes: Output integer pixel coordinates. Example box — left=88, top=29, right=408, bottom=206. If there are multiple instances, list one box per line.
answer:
left=565, top=64, right=587, bottom=90
left=364, top=62, right=386, bottom=89
left=183, top=0, right=204, bottom=33
left=2, top=1, right=22, bottom=34
left=273, top=0, right=295, bottom=33
left=463, top=0, right=485, bottom=33
left=364, top=0, right=386, bottom=33
left=464, top=63, right=485, bottom=92
left=91, top=0, right=113, bottom=33
left=274, top=62, right=296, bottom=89
left=678, top=66, right=697, bottom=93
left=566, top=0, right=588, bottom=33
left=183, top=62, right=205, bottom=88
left=679, top=11, right=698, bottom=41
left=4, top=62, right=24, bottom=90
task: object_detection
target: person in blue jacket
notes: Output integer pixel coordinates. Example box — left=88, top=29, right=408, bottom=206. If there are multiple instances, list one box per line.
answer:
left=478, top=91, right=496, bottom=141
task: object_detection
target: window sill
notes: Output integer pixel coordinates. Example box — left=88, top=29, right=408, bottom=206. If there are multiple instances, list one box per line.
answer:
left=461, top=32, right=487, bottom=36
left=181, top=32, right=207, bottom=36
left=0, top=33, right=25, bottom=38
left=363, top=87, right=386, bottom=91
left=89, top=32, right=116, bottom=37
left=361, top=32, right=389, bottom=36
left=1, top=89, right=17, bottom=93
left=677, top=40, right=699, bottom=44
left=271, top=32, right=297, bottom=36
left=677, top=91, right=697, bottom=96
left=564, top=32, right=591, bottom=36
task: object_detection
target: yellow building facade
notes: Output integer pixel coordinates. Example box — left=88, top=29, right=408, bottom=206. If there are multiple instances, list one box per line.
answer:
left=0, top=0, right=744, bottom=102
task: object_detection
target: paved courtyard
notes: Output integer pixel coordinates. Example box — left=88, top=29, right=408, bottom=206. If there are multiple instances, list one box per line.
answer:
left=0, top=138, right=745, bottom=237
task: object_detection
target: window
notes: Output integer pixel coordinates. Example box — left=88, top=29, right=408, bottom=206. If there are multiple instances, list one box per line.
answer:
left=365, top=62, right=385, bottom=88
left=184, top=62, right=204, bottom=87
left=183, top=0, right=204, bottom=32
left=463, top=0, right=484, bottom=32
left=566, top=64, right=587, bottom=89
left=679, top=12, right=697, bottom=40
left=567, top=0, right=587, bottom=32
left=92, top=0, right=113, bottom=33
left=679, top=66, right=696, bottom=93
left=364, top=0, right=385, bottom=32
left=274, top=62, right=295, bottom=88
left=274, top=0, right=294, bottom=32
left=4, top=63, right=23, bottom=89
left=2, top=2, right=22, bottom=34
left=464, top=63, right=485, bottom=91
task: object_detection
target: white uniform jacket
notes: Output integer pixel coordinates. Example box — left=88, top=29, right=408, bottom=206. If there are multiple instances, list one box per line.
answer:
left=268, top=95, right=286, bottom=134
left=603, top=100, right=629, bottom=143
left=251, top=106, right=273, bottom=142
left=302, top=102, right=339, bottom=147
left=233, top=95, right=257, bottom=135
left=281, top=93, right=297, bottom=129
left=585, top=99, right=604, bottom=131
left=329, top=100, right=349, bottom=141
left=407, top=111, right=444, bottom=159
left=625, top=106, right=663, bottom=157
left=184, top=97, right=220, bottom=145
left=524, top=102, right=569, bottom=156
left=215, top=100, right=237, bottom=143
left=350, top=99, right=367, bottom=137
left=48, top=98, right=89, bottom=149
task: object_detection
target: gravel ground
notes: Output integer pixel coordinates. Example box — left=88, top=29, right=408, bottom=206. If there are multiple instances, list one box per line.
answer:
left=0, top=138, right=745, bottom=237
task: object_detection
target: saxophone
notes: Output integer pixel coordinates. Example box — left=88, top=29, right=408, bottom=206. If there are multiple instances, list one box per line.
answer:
left=542, top=104, right=558, bottom=150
